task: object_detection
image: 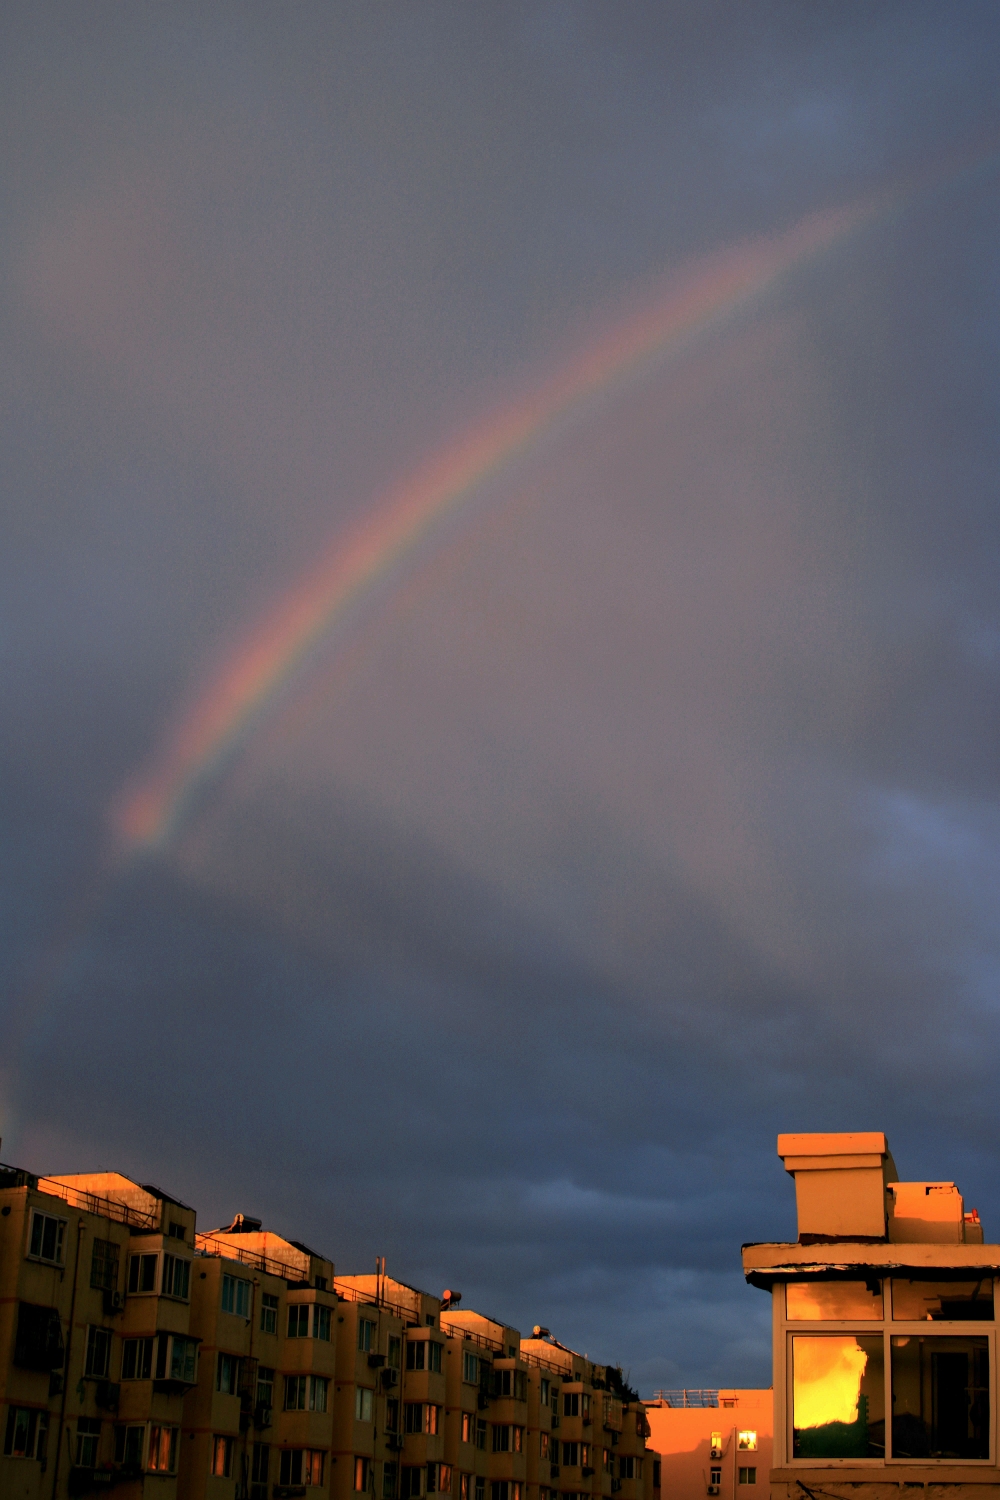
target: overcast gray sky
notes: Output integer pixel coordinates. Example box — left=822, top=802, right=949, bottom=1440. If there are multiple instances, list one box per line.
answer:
left=3, top=2, right=1000, bottom=1391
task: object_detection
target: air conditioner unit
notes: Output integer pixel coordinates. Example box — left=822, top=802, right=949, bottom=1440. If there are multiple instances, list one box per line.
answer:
left=381, top=1369, right=398, bottom=1389
left=708, top=1487, right=721, bottom=1495
left=710, top=1449, right=723, bottom=1460
left=103, top=1289, right=125, bottom=1315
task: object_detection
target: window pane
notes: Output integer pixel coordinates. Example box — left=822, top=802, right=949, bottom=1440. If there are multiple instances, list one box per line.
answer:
left=791, top=1335, right=885, bottom=1458
left=892, top=1281, right=994, bottom=1322
left=891, top=1335, right=989, bottom=1458
left=786, top=1282, right=882, bottom=1320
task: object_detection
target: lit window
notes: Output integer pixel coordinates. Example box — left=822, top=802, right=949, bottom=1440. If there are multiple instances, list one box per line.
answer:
left=462, top=1412, right=473, bottom=1443
left=791, top=1334, right=884, bottom=1459
left=280, top=1449, right=326, bottom=1487
left=149, top=1426, right=177, bottom=1473
left=212, top=1434, right=234, bottom=1477
left=28, top=1211, right=65, bottom=1265
left=3, top=1407, right=48, bottom=1460
left=356, top=1457, right=372, bottom=1491
left=737, top=1432, right=757, bottom=1451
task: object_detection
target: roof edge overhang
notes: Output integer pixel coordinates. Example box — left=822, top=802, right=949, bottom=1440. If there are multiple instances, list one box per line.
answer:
left=742, top=1240, right=1000, bottom=1290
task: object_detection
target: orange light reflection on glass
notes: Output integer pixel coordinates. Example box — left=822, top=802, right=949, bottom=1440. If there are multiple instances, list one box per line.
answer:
left=793, top=1337, right=868, bottom=1429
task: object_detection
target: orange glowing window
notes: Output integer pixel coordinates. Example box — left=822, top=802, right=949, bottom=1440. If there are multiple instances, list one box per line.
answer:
left=786, top=1281, right=882, bottom=1320
left=791, top=1335, right=885, bottom=1459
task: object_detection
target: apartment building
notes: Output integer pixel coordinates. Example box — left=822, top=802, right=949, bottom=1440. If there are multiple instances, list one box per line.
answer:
left=0, top=1160, right=659, bottom=1500
left=743, top=1132, right=1000, bottom=1500
left=643, top=1390, right=772, bottom=1500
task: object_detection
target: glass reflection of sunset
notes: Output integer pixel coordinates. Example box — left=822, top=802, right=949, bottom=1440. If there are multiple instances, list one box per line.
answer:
left=794, top=1337, right=868, bottom=1428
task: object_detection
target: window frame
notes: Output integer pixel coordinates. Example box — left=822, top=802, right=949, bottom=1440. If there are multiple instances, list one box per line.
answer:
left=780, top=1274, right=998, bottom=1467
left=27, top=1210, right=66, bottom=1266
left=84, top=1324, right=113, bottom=1379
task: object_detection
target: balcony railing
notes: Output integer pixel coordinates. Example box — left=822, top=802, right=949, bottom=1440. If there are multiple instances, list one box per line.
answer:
left=439, top=1320, right=504, bottom=1353
left=195, top=1232, right=305, bottom=1282
left=333, top=1278, right=414, bottom=1321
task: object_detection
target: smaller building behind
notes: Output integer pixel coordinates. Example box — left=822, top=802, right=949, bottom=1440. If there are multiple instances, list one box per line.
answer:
left=645, top=1390, right=772, bottom=1500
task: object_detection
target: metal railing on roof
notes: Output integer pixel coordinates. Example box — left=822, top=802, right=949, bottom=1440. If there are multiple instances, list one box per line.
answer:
left=30, top=1173, right=159, bottom=1231
left=521, top=1349, right=570, bottom=1376
left=195, top=1232, right=306, bottom=1282
left=333, top=1279, right=415, bottom=1322
left=652, top=1390, right=719, bottom=1408
left=439, top=1319, right=504, bottom=1353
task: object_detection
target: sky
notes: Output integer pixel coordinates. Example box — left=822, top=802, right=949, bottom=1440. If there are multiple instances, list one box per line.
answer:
left=3, top=2, right=1000, bottom=1393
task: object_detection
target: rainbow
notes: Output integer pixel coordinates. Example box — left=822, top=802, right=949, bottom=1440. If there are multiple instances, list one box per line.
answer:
left=114, top=198, right=872, bottom=850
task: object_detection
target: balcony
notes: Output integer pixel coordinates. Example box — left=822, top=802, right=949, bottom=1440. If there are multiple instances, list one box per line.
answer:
left=94, top=1381, right=120, bottom=1413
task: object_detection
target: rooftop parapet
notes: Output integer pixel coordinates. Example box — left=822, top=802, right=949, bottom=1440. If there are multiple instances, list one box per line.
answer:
left=777, top=1132, right=898, bottom=1242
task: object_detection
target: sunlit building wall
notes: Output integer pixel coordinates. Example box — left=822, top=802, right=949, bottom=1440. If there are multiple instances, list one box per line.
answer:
left=644, top=1390, right=772, bottom=1500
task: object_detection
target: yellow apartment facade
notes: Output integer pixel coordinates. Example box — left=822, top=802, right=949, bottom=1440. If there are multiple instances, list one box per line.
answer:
left=743, top=1132, right=1000, bottom=1500
left=0, top=1160, right=660, bottom=1500
left=643, top=1389, right=772, bottom=1500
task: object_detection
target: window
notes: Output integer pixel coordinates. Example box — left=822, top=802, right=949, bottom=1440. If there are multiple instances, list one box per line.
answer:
left=429, top=1342, right=443, bottom=1373
left=356, top=1387, right=374, bottom=1422
left=892, top=1280, right=995, bottom=1322
left=620, top=1457, right=636, bottom=1480
left=602, top=1448, right=612, bottom=1473
left=384, top=1462, right=399, bottom=1499
left=710, top=1469, right=722, bottom=1487
left=475, top=1480, right=485, bottom=1500
left=212, top=1435, right=234, bottom=1478
left=356, top=1457, right=372, bottom=1491
left=787, top=1281, right=882, bottom=1321
left=476, top=1419, right=487, bottom=1451
left=582, top=1394, right=591, bottom=1419
left=85, top=1325, right=113, bottom=1378
left=402, top=1467, right=424, bottom=1499
left=161, top=1254, right=190, bottom=1300
left=122, top=1338, right=154, bottom=1380
left=158, top=1337, right=197, bottom=1387
left=462, top=1413, right=473, bottom=1443
left=114, top=1425, right=145, bottom=1469
left=460, top=1475, right=470, bottom=1500
left=581, top=1444, right=591, bottom=1468
left=406, top=1339, right=443, bottom=1372
left=149, top=1426, right=177, bottom=1473
left=359, top=1318, right=377, bottom=1352
left=261, top=1291, right=279, bottom=1334
left=891, top=1334, right=989, bottom=1458
left=791, top=1335, right=885, bottom=1458
left=429, top=1463, right=453, bottom=1492
left=540, top=1433, right=550, bottom=1460
left=491, top=1485, right=522, bottom=1500
left=540, top=1378, right=550, bottom=1406
left=405, top=1403, right=439, bottom=1434
left=564, top=1393, right=580, bottom=1417
left=127, top=1253, right=157, bottom=1294
left=76, top=1418, right=101, bottom=1467
left=167, top=1221, right=186, bottom=1240
left=737, top=1432, right=757, bottom=1451
left=218, top=1353, right=242, bottom=1394
left=654, top=1461, right=661, bottom=1488
left=257, top=1367, right=275, bottom=1409
left=28, top=1210, right=65, bottom=1264
left=90, top=1239, right=119, bottom=1291
left=428, top=1316, right=437, bottom=1327
left=222, top=1273, right=251, bottom=1316
left=277, top=1450, right=324, bottom=1487
left=463, top=1352, right=479, bottom=1384
left=288, top=1304, right=310, bottom=1337
left=739, top=1469, right=757, bottom=1485
left=388, top=1336, right=401, bottom=1368
left=313, top=1304, right=332, bottom=1340
left=386, top=1399, right=400, bottom=1432
left=4, top=1407, right=48, bottom=1460
left=550, top=1391, right=560, bottom=1427
left=252, top=1443, right=270, bottom=1484
left=285, top=1374, right=327, bottom=1414
left=14, top=1302, right=64, bottom=1372
left=315, top=1276, right=328, bottom=1290
left=493, top=1370, right=527, bottom=1399
left=493, top=1426, right=523, bottom=1454
left=561, top=1442, right=579, bottom=1466
left=710, top=1431, right=722, bottom=1456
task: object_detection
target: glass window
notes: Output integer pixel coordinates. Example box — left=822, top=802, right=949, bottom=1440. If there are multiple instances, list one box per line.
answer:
left=161, top=1254, right=190, bottom=1300
left=356, top=1387, right=374, bottom=1422
left=257, top=1367, right=275, bottom=1409
left=121, top=1338, right=153, bottom=1380
left=149, top=1426, right=177, bottom=1473
left=222, top=1274, right=250, bottom=1316
left=169, top=1336, right=198, bottom=1384
left=288, top=1305, right=310, bottom=1338
left=252, top=1443, right=270, bottom=1483
left=359, top=1318, right=376, bottom=1352
left=384, top=1463, right=399, bottom=1499
left=738, top=1469, right=756, bottom=1485
left=76, top=1418, right=101, bottom=1466
left=309, top=1377, right=328, bottom=1413
left=218, top=1353, right=241, bottom=1394
left=261, top=1292, right=278, bottom=1334
left=388, top=1336, right=401, bottom=1368
left=428, top=1342, right=443, bottom=1373
left=356, top=1457, right=371, bottom=1491
left=85, top=1326, right=113, bottom=1378
left=314, top=1305, right=332, bottom=1340
left=286, top=1375, right=308, bottom=1410
left=90, top=1239, right=119, bottom=1292
left=113, top=1425, right=145, bottom=1468
left=463, top=1352, right=479, bottom=1384
left=791, top=1335, right=885, bottom=1458
left=891, top=1335, right=989, bottom=1458
left=892, top=1281, right=995, bottom=1322
left=737, top=1431, right=757, bottom=1451
left=212, top=1434, right=234, bottom=1477
left=28, top=1211, right=66, bottom=1264
left=786, top=1281, right=882, bottom=1320
left=127, top=1254, right=157, bottom=1293
left=407, top=1340, right=426, bottom=1370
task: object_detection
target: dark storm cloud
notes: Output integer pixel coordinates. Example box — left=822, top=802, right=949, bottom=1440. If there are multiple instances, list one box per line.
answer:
left=3, top=2, right=1000, bottom=1388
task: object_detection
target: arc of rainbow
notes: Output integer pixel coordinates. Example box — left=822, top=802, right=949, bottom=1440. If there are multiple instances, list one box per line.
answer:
left=114, top=199, right=870, bottom=852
